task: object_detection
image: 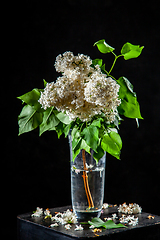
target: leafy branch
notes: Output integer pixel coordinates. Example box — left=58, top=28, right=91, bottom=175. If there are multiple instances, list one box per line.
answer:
left=17, top=40, right=144, bottom=162
left=93, top=39, right=144, bottom=123
left=94, top=39, right=144, bottom=74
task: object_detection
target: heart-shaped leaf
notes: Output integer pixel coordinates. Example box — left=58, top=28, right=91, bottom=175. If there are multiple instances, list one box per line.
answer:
left=121, top=42, right=144, bottom=60
left=17, top=88, right=43, bottom=112
left=92, top=58, right=103, bottom=67
left=88, top=217, right=127, bottom=229
left=39, top=107, right=60, bottom=136
left=94, top=39, right=115, bottom=53
left=82, top=125, right=99, bottom=152
left=18, top=105, right=43, bottom=135
left=117, top=77, right=143, bottom=119
left=56, top=112, right=73, bottom=124
left=101, top=132, right=122, bottom=159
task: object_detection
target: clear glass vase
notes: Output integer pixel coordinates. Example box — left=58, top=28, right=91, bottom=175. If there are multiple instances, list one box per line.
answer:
left=68, top=132, right=106, bottom=221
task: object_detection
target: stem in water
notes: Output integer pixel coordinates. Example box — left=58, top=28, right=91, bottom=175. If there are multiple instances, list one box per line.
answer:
left=82, top=149, right=94, bottom=209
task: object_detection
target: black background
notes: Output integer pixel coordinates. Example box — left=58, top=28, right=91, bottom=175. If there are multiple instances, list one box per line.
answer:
left=8, top=0, right=160, bottom=236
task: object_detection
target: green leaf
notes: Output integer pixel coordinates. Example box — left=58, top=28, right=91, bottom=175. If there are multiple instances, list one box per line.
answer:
left=119, top=77, right=136, bottom=96
left=80, top=139, right=90, bottom=154
left=43, top=79, right=47, bottom=87
left=117, top=77, right=136, bottom=98
left=104, top=220, right=127, bottom=229
left=82, top=125, right=99, bottom=152
left=48, top=126, right=56, bottom=131
left=56, top=112, right=73, bottom=124
left=91, top=118, right=103, bottom=128
left=17, top=88, right=42, bottom=112
left=109, top=131, right=122, bottom=149
left=71, top=138, right=82, bottom=162
left=18, top=105, right=43, bottom=135
left=93, top=39, right=115, bottom=53
left=72, top=135, right=81, bottom=150
left=101, top=64, right=107, bottom=73
left=39, top=107, right=60, bottom=136
left=72, top=145, right=81, bottom=162
left=72, top=137, right=90, bottom=162
left=121, top=42, right=144, bottom=60
left=88, top=217, right=127, bottom=229
left=93, top=145, right=104, bottom=163
left=101, top=132, right=122, bottom=159
left=118, top=99, right=142, bottom=119
left=117, top=77, right=143, bottom=119
left=88, top=217, right=105, bottom=228
left=91, top=59, right=108, bottom=74
left=71, top=126, right=81, bottom=139
left=92, top=59, right=103, bottom=67
left=71, top=126, right=82, bottom=150
left=55, top=122, right=65, bottom=138
left=113, top=115, right=122, bottom=129
left=63, top=123, right=72, bottom=137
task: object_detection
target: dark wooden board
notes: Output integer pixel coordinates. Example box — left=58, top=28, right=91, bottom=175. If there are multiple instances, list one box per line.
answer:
left=17, top=205, right=160, bottom=240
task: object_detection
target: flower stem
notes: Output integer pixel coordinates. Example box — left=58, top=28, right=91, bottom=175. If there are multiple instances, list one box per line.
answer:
left=82, top=149, right=94, bottom=209
left=108, top=56, right=118, bottom=75
left=108, top=54, right=123, bottom=75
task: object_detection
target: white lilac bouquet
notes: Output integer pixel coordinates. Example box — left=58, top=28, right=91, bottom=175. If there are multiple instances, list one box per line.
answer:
left=17, top=40, right=143, bottom=162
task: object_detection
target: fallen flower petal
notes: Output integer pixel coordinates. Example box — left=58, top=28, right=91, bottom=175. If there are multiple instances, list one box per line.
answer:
left=31, top=207, right=43, bottom=217
left=102, top=203, right=109, bottom=209
left=44, top=208, right=52, bottom=218
left=50, top=223, right=59, bottom=227
left=65, top=224, right=72, bottom=230
left=119, top=215, right=138, bottom=226
left=118, top=203, right=142, bottom=214
left=51, top=209, right=77, bottom=225
left=89, top=225, right=95, bottom=229
left=75, top=225, right=84, bottom=231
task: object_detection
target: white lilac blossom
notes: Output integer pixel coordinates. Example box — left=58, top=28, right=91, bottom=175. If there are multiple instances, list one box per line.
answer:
left=51, top=215, right=66, bottom=225
left=102, top=203, right=109, bottom=209
left=44, top=208, right=52, bottom=219
left=72, top=166, right=81, bottom=174
left=51, top=209, right=77, bottom=225
left=119, top=215, right=139, bottom=226
left=104, top=217, right=112, bottom=221
left=72, top=164, right=94, bottom=174
left=75, top=169, right=81, bottom=174
left=112, top=213, right=118, bottom=220
left=86, top=163, right=94, bottom=169
left=54, top=52, right=92, bottom=75
left=74, top=225, right=84, bottom=231
left=65, top=224, right=72, bottom=230
left=118, top=202, right=142, bottom=214
left=39, top=52, right=121, bottom=123
left=62, top=209, right=78, bottom=224
left=50, top=223, right=59, bottom=227
left=104, top=213, right=118, bottom=221
left=89, top=225, right=95, bottom=229
left=31, top=207, right=43, bottom=217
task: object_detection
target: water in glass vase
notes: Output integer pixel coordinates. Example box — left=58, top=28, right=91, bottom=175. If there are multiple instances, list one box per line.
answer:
left=71, top=165, right=105, bottom=220
left=68, top=131, right=106, bottom=220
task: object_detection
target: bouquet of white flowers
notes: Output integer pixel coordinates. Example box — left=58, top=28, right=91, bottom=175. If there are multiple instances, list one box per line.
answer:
left=17, top=39, right=143, bottom=162
left=39, top=51, right=121, bottom=123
